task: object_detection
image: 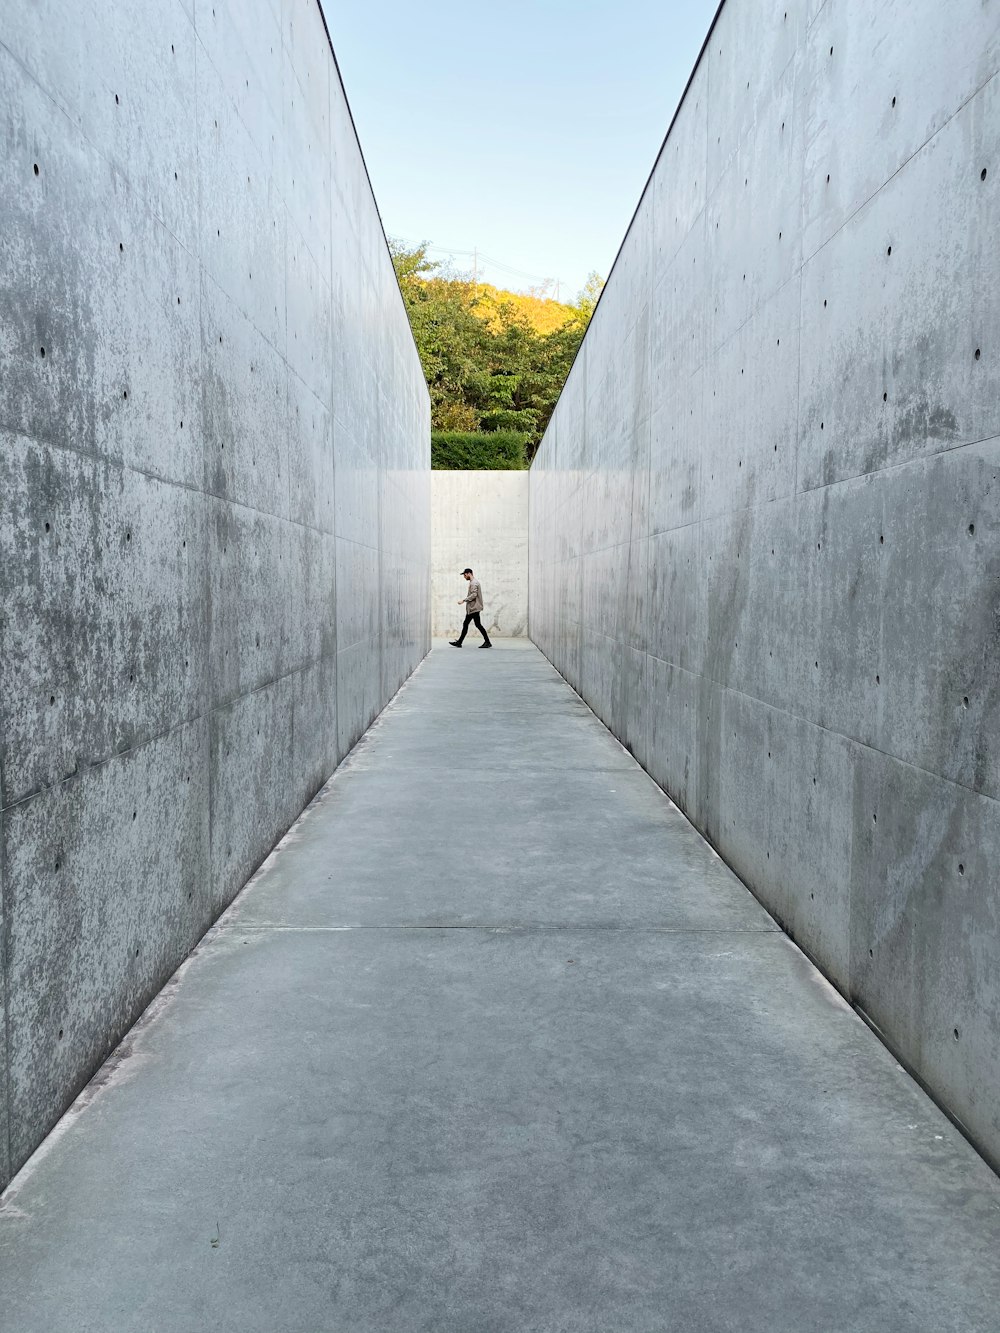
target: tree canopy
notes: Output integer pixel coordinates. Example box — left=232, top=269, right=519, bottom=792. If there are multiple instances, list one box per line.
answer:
left=390, top=240, right=602, bottom=459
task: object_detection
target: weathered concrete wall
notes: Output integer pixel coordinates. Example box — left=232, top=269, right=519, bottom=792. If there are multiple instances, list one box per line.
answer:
left=530, top=0, right=1000, bottom=1165
left=0, top=0, right=430, bottom=1189
left=432, top=471, right=529, bottom=639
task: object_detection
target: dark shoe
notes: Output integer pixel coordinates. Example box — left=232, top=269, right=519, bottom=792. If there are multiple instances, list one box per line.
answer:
left=479, top=641, right=493, bottom=648
left=449, top=640, right=463, bottom=648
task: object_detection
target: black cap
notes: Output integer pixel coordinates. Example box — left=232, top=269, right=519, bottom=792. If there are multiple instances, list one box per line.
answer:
left=461, top=567, right=473, bottom=575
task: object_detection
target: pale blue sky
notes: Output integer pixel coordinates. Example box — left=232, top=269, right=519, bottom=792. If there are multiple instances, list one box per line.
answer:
left=320, top=0, right=720, bottom=301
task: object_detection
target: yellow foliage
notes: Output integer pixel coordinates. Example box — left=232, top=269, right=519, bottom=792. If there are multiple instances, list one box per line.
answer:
left=435, top=401, right=480, bottom=431
left=470, top=283, right=578, bottom=335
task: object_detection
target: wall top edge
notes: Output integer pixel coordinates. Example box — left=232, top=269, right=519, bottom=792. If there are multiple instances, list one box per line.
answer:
left=313, top=0, right=427, bottom=387
left=530, top=0, right=729, bottom=468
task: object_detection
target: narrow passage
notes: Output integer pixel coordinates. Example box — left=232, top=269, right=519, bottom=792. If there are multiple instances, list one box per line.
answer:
left=2, top=643, right=999, bottom=1332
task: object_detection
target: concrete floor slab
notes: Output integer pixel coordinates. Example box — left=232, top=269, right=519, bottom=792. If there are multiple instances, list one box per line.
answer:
left=2, top=643, right=999, bottom=1332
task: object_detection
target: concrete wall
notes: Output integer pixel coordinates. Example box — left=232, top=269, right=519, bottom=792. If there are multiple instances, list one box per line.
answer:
left=0, top=0, right=430, bottom=1189
left=432, top=471, right=529, bottom=639
left=530, top=0, right=1000, bottom=1166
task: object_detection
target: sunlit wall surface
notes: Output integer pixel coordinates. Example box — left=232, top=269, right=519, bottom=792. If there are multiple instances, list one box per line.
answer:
left=530, top=0, right=1000, bottom=1164
left=431, top=472, right=529, bottom=640
left=0, top=0, right=430, bottom=1188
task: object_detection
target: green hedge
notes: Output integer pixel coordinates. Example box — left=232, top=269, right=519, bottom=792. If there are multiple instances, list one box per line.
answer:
left=431, top=431, right=529, bottom=471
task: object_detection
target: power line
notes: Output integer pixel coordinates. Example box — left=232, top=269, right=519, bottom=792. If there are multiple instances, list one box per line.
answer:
left=403, top=238, right=572, bottom=296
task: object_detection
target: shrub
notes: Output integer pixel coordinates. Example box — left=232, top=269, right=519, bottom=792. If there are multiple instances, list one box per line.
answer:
left=431, top=431, right=529, bottom=471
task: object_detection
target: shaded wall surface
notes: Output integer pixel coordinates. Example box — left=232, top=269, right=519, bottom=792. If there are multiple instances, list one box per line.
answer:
left=530, top=0, right=1000, bottom=1164
left=0, top=0, right=430, bottom=1189
left=431, top=472, right=529, bottom=639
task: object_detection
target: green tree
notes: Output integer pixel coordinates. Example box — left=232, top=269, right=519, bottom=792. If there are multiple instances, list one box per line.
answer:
left=570, top=271, right=605, bottom=325
left=389, top=239, right=601, bottom=461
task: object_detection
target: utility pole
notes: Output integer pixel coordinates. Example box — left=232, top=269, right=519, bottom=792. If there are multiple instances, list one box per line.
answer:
left=472, top=247, right=478, bottom=286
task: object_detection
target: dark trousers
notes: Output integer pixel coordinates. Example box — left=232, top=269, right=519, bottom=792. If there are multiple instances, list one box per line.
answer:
left=457, top=612, right=491, bottom=645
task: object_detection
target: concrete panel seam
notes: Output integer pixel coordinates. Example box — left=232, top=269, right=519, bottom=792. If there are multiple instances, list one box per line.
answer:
left=794, top=431, right=1000, bottom=498
left=638, top=664, right=1000, bottom=813
left=0, top=423, right=338, bottom=540
left=227, top=923, right=784, bottom=935
left=0, top=31, right=204, bottom=268
left=198, top=267, right=289, bottom=397
left=1, top=795, right=11, bottom=1186
left=805, top=0, right=834, bottom=34
left=800, top=68, right=1000, bottom=269
left=0, top=714, right=206, bottom=815
left=0, top=653, right=341, bottom=816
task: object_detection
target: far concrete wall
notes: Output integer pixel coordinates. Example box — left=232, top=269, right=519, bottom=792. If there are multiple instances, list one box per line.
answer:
left=0, top=0, right=430, bottom=1189
left=530, top=0, right=1000, bottom=1164
left=432, top=471, right=529, bottom=639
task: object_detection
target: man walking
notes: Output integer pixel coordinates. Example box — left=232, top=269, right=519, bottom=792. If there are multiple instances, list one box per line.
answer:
left=450, top=568, right=492, bottom=648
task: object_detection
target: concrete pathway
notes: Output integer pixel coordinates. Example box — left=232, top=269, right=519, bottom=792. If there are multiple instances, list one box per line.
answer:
left=2, top=642, right=1000, bottom=1332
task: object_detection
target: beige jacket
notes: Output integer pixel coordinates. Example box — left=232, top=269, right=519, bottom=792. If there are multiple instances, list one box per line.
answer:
left=464, top=578, right=484, bottom=614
